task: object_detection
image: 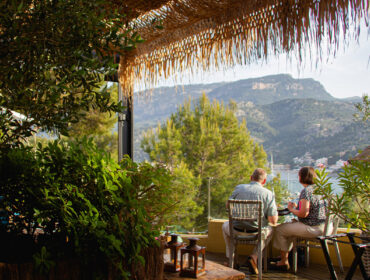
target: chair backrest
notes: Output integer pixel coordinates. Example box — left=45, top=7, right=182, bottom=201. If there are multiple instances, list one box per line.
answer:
left=227, top=199, right=262, bottom=241
left=322, top=198, right=340, bottom=236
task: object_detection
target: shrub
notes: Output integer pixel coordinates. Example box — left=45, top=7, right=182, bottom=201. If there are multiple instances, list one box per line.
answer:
left=314, top=160, right=369, bottom=234
left=0, top=138, right=174, bottom=278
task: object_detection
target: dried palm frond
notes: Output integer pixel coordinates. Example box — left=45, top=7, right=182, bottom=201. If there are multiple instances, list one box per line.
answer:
left=114, top=0, right=369, bottom=97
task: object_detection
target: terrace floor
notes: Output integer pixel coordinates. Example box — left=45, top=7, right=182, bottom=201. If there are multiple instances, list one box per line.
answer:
left=205, top=252, right=364, bottom=280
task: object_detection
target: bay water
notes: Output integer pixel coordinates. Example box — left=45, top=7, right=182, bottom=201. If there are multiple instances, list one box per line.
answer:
left=275, top=168, right=342, bottom=197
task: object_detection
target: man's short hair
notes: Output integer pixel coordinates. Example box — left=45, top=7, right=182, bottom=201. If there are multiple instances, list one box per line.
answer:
left=298, top=166, right=316, bottom=185
left=251, top=168, right=267, bottom=182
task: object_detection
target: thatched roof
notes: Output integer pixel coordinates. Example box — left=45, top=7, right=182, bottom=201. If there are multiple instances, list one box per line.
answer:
left=349, top=146, right=370, bottom=162
left=117, top=0, right=369, bottom=95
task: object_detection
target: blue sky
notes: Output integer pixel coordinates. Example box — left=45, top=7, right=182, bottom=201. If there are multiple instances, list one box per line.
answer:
left=154, top=27, right=369, bottom=99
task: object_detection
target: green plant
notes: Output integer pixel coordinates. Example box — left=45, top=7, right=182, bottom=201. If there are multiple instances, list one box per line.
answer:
left=264, top=173, right=290, bottom=206
left=0, top=0, right=156, bottom=148
left=66, top=82, right=119, bottom=159
left=0, top=138, right=176, bottom=278
left=141, top=93, right=268, bottom=229
left=33, top=246, right=55, bottom=275
left=314, top=160, right=369, bottom=234
left=353, top=94, right=369, bottom=123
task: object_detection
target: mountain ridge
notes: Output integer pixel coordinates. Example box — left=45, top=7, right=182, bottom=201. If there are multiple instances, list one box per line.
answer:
left=133, top=74, right=369, bottom=165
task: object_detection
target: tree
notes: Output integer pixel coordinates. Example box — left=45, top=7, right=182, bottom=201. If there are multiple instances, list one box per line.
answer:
left=165, top=162, right=203, bottom=230
left=264, top=173, right=290, bottom=206
left=0, top=0, right=149, bottom=149
left=67, top=83, right=118, bottom=158
left=141, top=94, right=268, bottom=229
left=354, top=94, right=369, bottom=123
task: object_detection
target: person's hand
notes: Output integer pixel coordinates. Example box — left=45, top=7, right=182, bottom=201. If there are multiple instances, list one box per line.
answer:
left=287, top=201, right=297, bottom=211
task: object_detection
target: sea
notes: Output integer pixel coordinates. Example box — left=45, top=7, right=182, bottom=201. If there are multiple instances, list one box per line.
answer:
left=272, top=168, right=342, bottom=197
left=268, top=168, right=343, bottom=222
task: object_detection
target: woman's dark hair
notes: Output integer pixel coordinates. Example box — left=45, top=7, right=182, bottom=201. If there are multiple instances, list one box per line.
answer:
left=298, top=166, right=316, bottom=185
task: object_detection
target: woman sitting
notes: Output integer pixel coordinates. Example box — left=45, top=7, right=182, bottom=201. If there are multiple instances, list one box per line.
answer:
left=273, top=166, right=328, bottom=270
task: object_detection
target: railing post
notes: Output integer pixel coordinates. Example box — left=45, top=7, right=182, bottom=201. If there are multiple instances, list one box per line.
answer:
left=207, top=177, right=212, bottom=220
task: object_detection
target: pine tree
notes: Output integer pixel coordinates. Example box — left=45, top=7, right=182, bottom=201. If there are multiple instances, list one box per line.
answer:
left=141, top=94, right=268, bottom=229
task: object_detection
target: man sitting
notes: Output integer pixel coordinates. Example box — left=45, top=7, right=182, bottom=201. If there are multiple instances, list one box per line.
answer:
left=222, top=168, right=278, bottom=274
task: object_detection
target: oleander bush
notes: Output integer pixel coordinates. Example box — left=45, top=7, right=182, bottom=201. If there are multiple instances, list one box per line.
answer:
left=0, top=138, right=174, bottom=279
left=314, top=160, right=369, bottom=235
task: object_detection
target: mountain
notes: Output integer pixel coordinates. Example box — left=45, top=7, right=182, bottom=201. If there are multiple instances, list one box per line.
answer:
left=207, top=74, right=334, bottom=105
left=133, top=74, right=369, bottom=165
left=238, top=98, right=369, bottom=164
left=341, top=96, right=362, bottom=103
left=134, top=82, right=225, bottom=126
left=134, top=74, right=333, bottom=124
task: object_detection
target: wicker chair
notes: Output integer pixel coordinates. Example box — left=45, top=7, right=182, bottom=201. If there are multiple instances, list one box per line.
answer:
left=227, top=199, right=268, bottom=280
left=292, top=211, right=344, bottom=274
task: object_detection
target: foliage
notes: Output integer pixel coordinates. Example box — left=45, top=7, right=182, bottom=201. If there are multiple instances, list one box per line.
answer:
left=353, top=94, right=369, bottom=123
left=0, top=138, right=175, bottom=278
left=265, top=173, right=291, bottom=223
left=264, top=173, right=290, bottom=206
left=0, top=0, right=151, bottom=149
left=163, top=162, right=203, bottom=230
left=33, top=246, right=55, bottom=275
left=67, top=83, right=118, bottom=159
left=141, top=94, right=268, bottom=229
left=314, top=161, right=370, bottom=234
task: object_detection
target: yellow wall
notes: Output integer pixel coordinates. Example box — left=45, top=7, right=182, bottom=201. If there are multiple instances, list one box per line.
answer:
left=180, top=219, right=360, bottom=268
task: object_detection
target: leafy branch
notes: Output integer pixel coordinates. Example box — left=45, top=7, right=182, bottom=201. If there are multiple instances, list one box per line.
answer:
left=353, top=94, right=369, bottom=123
left=314, top=162, right=369, bottom=234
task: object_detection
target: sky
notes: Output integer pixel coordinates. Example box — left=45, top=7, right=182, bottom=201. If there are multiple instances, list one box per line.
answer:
left=153, top=27, right=369, bottom=99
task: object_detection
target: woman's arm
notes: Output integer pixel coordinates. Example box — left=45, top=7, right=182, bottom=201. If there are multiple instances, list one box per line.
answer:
left=288, top=199, right=310, bottom=218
